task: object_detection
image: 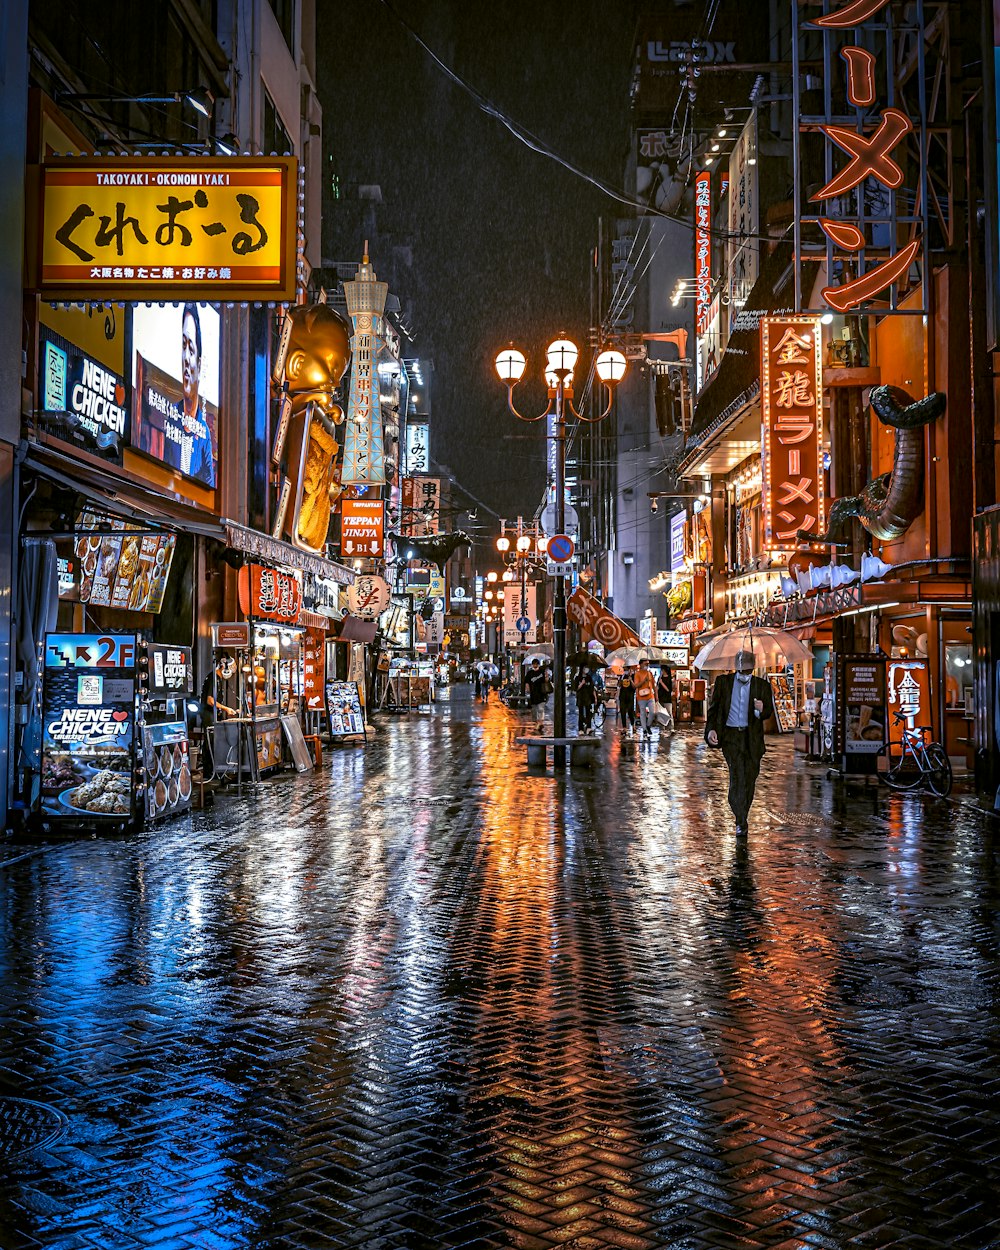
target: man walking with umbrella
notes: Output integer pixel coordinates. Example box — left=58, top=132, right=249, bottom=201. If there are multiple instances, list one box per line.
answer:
left=705, top=649, right=775, bottom=836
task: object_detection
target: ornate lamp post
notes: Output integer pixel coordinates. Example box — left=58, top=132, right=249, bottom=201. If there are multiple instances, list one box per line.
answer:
left=495, top=339, right=627, bottom=761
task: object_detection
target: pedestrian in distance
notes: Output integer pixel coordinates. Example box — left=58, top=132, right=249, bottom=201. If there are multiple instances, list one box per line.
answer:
left=656, top=664, right=674, bottom=733
left=574, top=665, right=596, bottom=733
left=523, top=659, right=549, bottom=730
left=635, top=657, right=657, bottom=738
left=618, top=665, right=638, bottom=737
left=474, top=668, right=482, bottom=701
left=704, top=649, right=775, bottom=837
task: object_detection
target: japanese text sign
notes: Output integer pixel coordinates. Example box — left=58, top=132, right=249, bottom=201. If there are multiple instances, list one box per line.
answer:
left=238, top=563, right=301, bottom=622
left=36, top=157, right=297, bottom=302
left=887, top=657, right=931, bottom=752
left=340, top=498, right=384, bottom=558
left=694, top=171, right=712, bottom=334
left=761, top=316, right=825, bottom=549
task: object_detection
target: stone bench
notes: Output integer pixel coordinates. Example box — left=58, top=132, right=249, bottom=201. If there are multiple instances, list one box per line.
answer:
left=514, top=735, right=602, bottom=769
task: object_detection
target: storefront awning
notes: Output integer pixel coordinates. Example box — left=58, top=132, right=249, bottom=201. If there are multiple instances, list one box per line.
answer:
left=223, top=521, right=356, bottom=586
left=23, top=443, right=227, bottom=540
left=676, top=383, right=760, bottom=479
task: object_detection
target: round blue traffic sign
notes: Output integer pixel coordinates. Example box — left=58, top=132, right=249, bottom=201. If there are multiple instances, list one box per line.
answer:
left=547, top=533, right=575, bottom=562
left=516, top=616, right=531, bottom=634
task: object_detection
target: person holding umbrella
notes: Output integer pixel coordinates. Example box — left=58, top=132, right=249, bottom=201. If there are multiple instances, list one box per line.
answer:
left=574, top=665, right=596, bottom=733
left=617, top=665, right=638, bottom=737
left=523, top=658, right=549, bottom=729
left=704, top=649, right=775, bottom=836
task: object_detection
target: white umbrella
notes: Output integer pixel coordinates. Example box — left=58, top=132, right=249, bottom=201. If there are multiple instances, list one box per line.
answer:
left=605, top=645, right=668, bottom=666
left=522, top=652, right=553, bottom=665
left=692, top=626, right=812, bottom=670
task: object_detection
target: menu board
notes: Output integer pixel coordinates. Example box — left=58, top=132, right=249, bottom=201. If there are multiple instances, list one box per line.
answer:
left=147, top=644, right=194, bottom=697
left=40, top=633, right=137, bottom=821
left=325, top=680, right=365, bottom=736
left=72, top=511, right=176, bottom=612
left=836, top=654, right=887, bottom=766
left=143, top=721, right=192, bottom=819
left=768, top=673, right=796, bottom=733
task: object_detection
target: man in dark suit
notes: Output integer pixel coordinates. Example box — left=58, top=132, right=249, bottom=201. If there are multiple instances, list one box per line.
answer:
left=704, top=650, right=775, bottom=836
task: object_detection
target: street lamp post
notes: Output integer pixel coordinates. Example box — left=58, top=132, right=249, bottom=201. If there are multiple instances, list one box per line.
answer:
left=495, top=338, right=627, bottom=765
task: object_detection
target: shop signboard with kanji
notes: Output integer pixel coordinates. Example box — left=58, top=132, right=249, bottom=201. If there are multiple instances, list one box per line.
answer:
left=340, top=499, right=384, bottom=557
left=886, top=657, right=932, bottom=754
left=761, top=315, right=824, bottom=549
left=694, top=171, right=712, bottom=336
left=238, top=564, right=301, bottom=622
left=792, top=1, right=927, bottom=314
left=303, top=628, right=326, bottom=711
left=34, top=157, right=297, bottom=302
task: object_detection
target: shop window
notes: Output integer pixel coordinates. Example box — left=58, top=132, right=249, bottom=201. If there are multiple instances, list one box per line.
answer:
left=268, top=0, right=295, bottom=54
left=945, top=641, right=973, bottom=710
left=263, top=90, right=293, bottom=156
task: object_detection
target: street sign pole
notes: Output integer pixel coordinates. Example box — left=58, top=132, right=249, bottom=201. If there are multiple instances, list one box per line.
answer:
left=553, top=381, right=567, bottom=764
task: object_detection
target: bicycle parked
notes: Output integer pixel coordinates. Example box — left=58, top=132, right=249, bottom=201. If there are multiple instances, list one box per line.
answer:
left=881, top=710, right=952, bottom=797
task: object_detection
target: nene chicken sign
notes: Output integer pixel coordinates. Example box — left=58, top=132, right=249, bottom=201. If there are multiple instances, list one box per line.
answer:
left=32, top=157, right=298, bottom=302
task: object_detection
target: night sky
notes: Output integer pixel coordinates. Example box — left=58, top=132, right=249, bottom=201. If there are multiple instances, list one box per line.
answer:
left=317, top=0, right=638, bottom=519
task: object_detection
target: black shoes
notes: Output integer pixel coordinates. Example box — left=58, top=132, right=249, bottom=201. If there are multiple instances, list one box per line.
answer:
left=735, top=823, right=748, bottom=838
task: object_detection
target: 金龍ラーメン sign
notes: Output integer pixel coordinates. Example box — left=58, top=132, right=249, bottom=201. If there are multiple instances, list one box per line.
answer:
left=36, top=157, right=297, bottom=302
left=761, top=315, right=825, bottom=548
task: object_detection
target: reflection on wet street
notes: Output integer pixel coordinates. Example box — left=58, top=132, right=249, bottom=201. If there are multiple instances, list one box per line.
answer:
left=1, top=686, right=999, bottom=1249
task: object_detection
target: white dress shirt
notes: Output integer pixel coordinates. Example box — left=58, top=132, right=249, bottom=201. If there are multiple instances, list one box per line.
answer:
left=726, top=673, right=753, bottom=728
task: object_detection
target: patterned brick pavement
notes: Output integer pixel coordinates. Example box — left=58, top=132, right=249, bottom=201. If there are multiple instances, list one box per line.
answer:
left=1, top=687, right=999, bottom=1249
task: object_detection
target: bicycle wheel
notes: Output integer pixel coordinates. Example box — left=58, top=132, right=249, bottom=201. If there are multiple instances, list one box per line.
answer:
left=884, top=750, right=922, bottom=790
left=925, top=742, right=953, bottom=797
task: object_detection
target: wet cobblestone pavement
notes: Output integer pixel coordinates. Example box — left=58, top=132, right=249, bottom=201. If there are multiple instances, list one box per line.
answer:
left=2, top=687, right=1000, bottom=1250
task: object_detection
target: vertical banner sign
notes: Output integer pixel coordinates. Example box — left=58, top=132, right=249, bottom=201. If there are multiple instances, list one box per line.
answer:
left=340, top=498, right=384, bottom=557
left=342, top=249, right=388, bottom=485
left=670, top=511, right=687, bottom=573
left=886, top=657, right=932, bottom=753
left=727, top=115, right=759, bottom=325
left=694, top=171, right=712, bottom=334
left=794, top=2, right=925, bottom=314
left=302, top=627, right=326, bottom=710
left=761, top=315, right=824, bottom=548
left=405, top=421, right=429, bottom=475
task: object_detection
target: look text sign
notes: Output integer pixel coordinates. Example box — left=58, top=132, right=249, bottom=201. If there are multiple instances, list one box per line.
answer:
left=36, top=157, right=297, bottom=302
left=761, top=316, right=824, bottom=548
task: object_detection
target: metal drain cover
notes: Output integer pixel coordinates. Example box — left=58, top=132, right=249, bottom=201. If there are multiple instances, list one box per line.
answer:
left=0, top=1097, right=67, bottom=1161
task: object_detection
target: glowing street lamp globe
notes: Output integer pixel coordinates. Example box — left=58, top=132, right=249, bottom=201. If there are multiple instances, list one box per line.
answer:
left=595, top=349, right=628, bottom=384
left=496, top=536, right=511, bottom=552
left=516, top=535, right=531, bottom=553
left=546, top=337, right=578, bottom=378
left=502, top=569, right=515, bottom=581
left=486, top=571, right=498, bottom=583
left=495, top=347, right=526, bottom=384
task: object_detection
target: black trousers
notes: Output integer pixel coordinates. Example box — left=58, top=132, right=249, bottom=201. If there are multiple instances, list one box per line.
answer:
left=720, top=727, right=762, bottom=827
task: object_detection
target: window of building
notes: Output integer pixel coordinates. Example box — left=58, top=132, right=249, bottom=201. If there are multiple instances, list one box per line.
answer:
left=263, top=90, right=293, bottom=156
left=268, top=0, right=295, bottom=54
